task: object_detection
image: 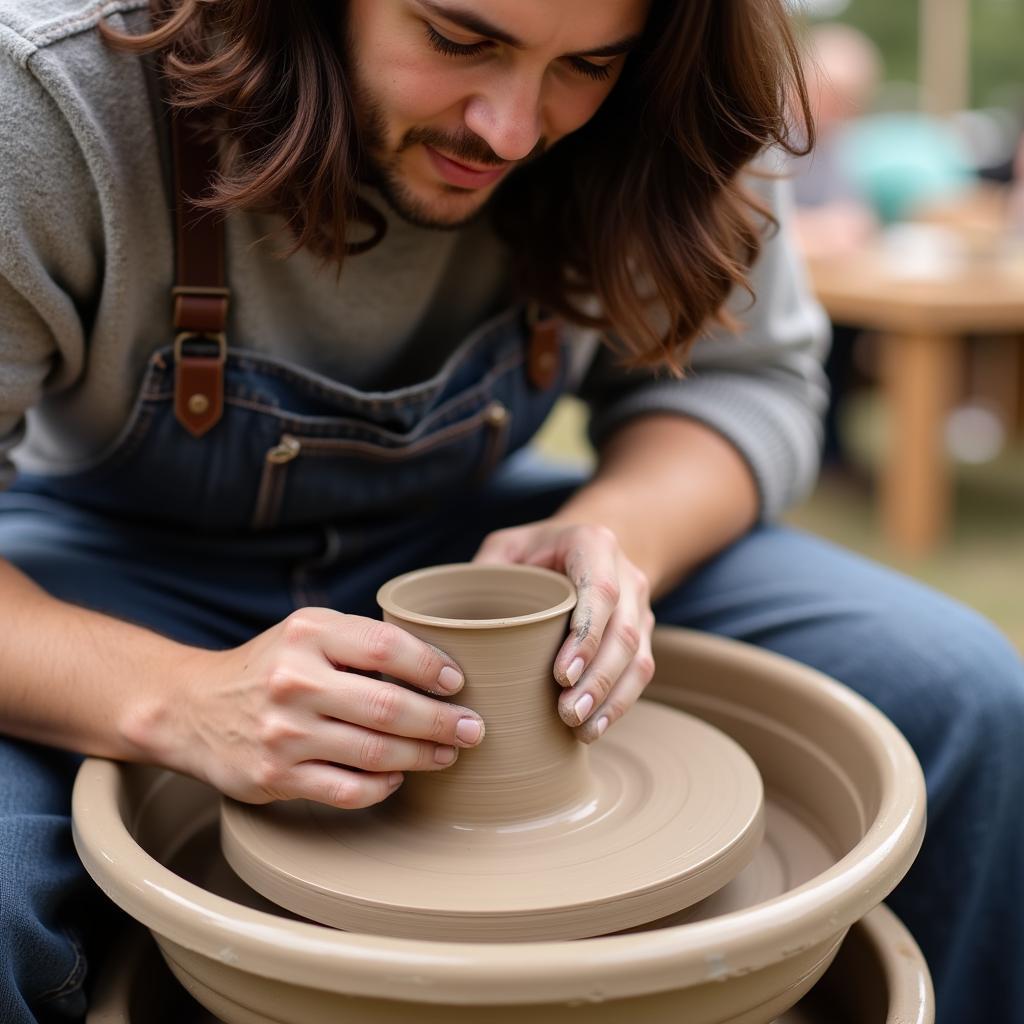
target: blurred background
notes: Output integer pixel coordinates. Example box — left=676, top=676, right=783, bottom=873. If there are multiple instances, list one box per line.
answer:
left=538, top=0, right=1024, bottom=651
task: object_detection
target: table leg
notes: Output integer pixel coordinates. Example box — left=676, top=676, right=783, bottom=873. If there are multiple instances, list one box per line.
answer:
left=880, top=331, right=959, bottom=555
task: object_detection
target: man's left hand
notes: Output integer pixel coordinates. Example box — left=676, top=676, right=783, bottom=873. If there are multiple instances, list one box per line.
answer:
left=472, top=520, right=655, bottom=743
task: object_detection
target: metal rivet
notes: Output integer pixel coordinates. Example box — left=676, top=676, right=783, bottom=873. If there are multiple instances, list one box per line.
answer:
left=485, top=401, right=509, bottom=426
left=187, top=393, right=210, bottom=416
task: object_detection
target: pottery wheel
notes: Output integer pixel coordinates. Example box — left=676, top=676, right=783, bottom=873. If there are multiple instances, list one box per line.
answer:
left=221, top=699, right=764, bottom=941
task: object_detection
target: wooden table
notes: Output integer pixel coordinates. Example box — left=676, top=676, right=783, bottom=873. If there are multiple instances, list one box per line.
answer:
left=806, top=243, right=1024, bottom=555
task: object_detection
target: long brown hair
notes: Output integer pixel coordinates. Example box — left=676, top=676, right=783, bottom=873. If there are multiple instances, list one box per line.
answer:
left=103, top=1, right=811, bottom=371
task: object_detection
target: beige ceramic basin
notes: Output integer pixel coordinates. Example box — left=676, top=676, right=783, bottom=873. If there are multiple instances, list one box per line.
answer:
left=73, top=627, right=926, bottom=1024
left=85, top=903, right=934, bottom=1024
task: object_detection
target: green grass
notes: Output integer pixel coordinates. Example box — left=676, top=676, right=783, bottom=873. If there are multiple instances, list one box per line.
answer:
left=534, top=395, right=1024, bottom=653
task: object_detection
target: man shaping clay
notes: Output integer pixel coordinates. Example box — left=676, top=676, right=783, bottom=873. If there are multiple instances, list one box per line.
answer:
left=0, top=2, right=1021, bottom=1021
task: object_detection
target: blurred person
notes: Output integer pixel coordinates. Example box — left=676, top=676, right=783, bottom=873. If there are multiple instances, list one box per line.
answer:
left=790, top=23, right=975, bottom=471
left=789, top=23, right=882, bottom=471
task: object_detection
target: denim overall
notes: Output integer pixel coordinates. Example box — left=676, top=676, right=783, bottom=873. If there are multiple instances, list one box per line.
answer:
left=2, top=123, right=1024, bottom=1024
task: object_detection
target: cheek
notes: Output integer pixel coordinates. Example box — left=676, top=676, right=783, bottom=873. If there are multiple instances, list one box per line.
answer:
left=389, top=69, right=464, bottom=129
left=365, top=44, right=467, bottom=139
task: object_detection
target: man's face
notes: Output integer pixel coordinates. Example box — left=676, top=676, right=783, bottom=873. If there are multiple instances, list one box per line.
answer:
left=346, top=0, right=650, bottom=229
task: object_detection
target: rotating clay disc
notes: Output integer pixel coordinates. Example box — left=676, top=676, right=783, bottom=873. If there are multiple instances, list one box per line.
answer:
left=221, top=699, right=764, bottom=942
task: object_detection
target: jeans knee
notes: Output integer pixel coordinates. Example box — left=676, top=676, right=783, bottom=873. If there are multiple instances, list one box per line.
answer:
left=898, top=611, right=1024, bottom=818
left=0, top=813, right=92, bottom=1021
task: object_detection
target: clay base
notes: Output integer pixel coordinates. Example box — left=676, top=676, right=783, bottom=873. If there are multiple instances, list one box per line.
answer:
left=221, top=700, right=765, bottom=941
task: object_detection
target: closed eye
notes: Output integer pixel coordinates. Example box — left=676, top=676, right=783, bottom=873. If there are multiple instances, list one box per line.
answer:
left=425, top=23, right=618, bottom=82
left=424, top=22, right=490, bottom=58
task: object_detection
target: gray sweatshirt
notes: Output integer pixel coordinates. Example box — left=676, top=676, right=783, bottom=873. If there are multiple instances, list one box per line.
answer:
left=0, top=0, right=830, bottom=519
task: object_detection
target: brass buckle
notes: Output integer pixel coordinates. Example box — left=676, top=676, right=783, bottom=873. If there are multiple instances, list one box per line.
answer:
left=173, top=330, right=227, bottom=365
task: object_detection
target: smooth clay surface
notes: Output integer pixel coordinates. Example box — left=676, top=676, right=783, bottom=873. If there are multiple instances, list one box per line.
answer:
left=73, top=626, right=927, bottom=1024
left=222, top=565, right=765, bottom=940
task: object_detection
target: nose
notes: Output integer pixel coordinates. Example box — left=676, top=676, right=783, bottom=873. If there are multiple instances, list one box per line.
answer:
left=463, top=74, right=544, bottom=163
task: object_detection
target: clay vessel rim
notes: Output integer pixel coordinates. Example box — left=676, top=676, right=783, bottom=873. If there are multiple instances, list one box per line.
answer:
left=71, top=628, right=926, bottom=1005
left=376, top=563, right=577, bottom=629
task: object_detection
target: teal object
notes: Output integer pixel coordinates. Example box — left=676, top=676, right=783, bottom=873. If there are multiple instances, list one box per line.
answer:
left=839, top=112, right=974, bottom=223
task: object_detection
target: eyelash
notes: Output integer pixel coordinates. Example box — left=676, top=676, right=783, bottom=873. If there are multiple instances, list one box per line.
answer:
left=423, top=23, right=614, bottom=82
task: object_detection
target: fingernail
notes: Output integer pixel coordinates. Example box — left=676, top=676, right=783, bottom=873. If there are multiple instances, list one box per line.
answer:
left=434, top=745, right=458, bottom=765
left=574, top=692, right=595, bottom=724
left=565, top=657, right=585, bottom=686
left=595, top=716, right=609, bottom=738
left=438, top=666, right=464, bottom=692
left=456, top=717, right=483, bottom=745
left=387, top=772, right=404, bottom=788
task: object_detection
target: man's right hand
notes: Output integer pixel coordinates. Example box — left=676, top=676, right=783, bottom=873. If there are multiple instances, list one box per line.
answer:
left=129, top=608, right=484, bottom=810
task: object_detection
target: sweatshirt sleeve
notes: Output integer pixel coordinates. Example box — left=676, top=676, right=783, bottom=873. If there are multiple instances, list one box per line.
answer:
left=0, top=38, right=103, bottom=489
left=579, top=166, right=831, bottom=521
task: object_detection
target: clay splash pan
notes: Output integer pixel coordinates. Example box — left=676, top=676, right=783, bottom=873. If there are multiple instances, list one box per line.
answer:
left=73, top=627, right=926, bottom=1024
left=86, top=903, right=934, bottom=1023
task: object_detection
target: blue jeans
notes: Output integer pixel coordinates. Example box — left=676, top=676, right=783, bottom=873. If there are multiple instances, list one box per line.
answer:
left=1, top=462, right=1022, bottom=1024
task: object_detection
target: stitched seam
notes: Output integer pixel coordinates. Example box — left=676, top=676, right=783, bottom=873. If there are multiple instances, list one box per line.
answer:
left=228, top=305, right=522, bottom=399
left=144, top=346, right=522, bottom=426
left=287, top=408, right=496, bottom=460
left=228, top=327, right=522, bottom=412
left=218, top=350, right=524, bottom=438
left=23, top=0, right=149, bottom=48
left=35, top=928, right=86, bottom=1004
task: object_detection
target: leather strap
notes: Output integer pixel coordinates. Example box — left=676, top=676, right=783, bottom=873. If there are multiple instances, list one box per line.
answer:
left=171, top=107, right=229, bottom=437
left=525, top=303, right=562, bottom=390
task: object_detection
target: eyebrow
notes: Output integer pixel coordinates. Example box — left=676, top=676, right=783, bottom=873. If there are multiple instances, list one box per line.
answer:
left=417, top=1, right=642, bottom=58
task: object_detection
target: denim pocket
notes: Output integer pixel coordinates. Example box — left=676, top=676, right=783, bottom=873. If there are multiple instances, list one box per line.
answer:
left=250, top=398, right=513, bottom=530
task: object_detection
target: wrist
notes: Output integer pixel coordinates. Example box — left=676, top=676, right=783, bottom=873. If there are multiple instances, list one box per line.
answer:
left=117, top=641, right=209, bottom=776
left=550, top=482, right=669, bottom=592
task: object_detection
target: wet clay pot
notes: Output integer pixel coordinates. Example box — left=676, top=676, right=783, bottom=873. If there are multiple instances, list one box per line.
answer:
left=72, top=626, right=926, bottom=1024
left=85, top=903, right=934, bottom=1024
left=221, top=565, right=765, bottom=940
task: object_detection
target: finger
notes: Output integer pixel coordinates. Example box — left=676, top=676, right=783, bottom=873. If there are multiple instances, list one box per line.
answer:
left=300, top=719, right=461, bottom=773
left=557, top=598, right=641, bottom=727
left=317, top=676, right=486, bottom=749
left=284, top=609, right=466, bottom=696
left=286, top=762, right=405, bottom=810
left=576, top=618, right=656, bottom=745
left=554, top=528, right=620, bottom=686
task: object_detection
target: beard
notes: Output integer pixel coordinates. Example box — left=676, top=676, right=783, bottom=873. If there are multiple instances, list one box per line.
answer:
left=353, top=90, right=546, bottom=231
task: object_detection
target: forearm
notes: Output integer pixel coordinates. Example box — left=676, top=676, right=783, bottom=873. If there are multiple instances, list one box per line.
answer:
left=0, top=556, right=194, bottom=762
left=549, top=415, right=759, bottom=598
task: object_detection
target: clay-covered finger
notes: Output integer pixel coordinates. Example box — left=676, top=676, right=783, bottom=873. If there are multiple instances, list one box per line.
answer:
left=304, top=719, right=462, bottom=773
left=558, top=598, right=641, bottom=727
left=577, top=620, right=656, bottom=744
left=554, top=528, right=620, bottom=686
left=284, top=609, right=465, bottom=695
left=287, top=762, right=405, bottom=810
left=317, top=676, right=485, bottom=749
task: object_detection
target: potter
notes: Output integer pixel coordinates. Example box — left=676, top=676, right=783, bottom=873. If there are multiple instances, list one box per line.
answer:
left=2, top=0, right=1024, bottom=1022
